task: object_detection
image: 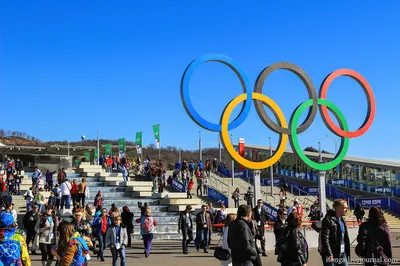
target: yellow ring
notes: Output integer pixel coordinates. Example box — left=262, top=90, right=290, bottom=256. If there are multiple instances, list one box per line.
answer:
left=220, top=92, right=288, bottom=170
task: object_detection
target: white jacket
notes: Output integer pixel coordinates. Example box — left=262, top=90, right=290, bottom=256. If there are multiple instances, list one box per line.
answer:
left=221, top=226, right=232, bottom=266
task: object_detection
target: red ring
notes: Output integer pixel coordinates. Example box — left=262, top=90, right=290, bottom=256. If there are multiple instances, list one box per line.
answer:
left=319, top=69, right=376, bottom=138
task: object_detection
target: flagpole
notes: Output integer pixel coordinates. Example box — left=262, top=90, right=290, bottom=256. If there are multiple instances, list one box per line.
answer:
left=158, top=124, right=161, bottom=161
left=97, top=129, right=100, bottom=166
left=199, top=131, right=202, bottom=161
left=140, top=131, right=143, bottom=165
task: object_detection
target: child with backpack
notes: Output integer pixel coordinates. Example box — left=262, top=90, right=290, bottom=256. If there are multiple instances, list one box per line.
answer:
left=52, top=221, right=89, bottom=266
left=136, top=208, right=157, bottom=258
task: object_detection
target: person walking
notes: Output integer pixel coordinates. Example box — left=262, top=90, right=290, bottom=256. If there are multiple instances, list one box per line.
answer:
left=320, top=199, right=350, bottom=266
left=51, top=222, right=89, bottom=266
left=273, top=208, right=288, bottom=242
left=227, top=204, right=258, bottom=266
left=232, top=188, right=240, bottom=208
left=121, top=206, right=134, bottom=248
left=60, top=179, right=72, bottom=209
left=92, top=207, right=112, bottom=261
left=356, top=207, right=392, bottom=266
left=252, top=199, right=269, bottom=257
left=178, top=205, right=194, bottom=254
left=354, top=203, right=365, bottom=224
left=187, top=178, right=194, bottom=199
left=195, top=205, right=212, bottom=253
left=136, top=208, right=157, bottom=258
left=276, top=212, right=308, bottom=266
left=106, top=216, right=128, bottom=266
left=22, top=204, right=40, bottom=253
left=221, top=213, right=237, bottom=266
left=0, top=212, right=31, bottom=266
left=35, top=205, right=57, bottom=266
left=77, top=178, right=87, bottom=207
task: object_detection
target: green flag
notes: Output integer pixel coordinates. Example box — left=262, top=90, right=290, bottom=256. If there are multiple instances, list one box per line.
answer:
left=118, top=138, right=126, bottom=158
left=118, top=138, right=126, bottom=152
left=105, top=144, right=112, bottom=156
left=84, top=151, right=90, bottom=162
left=135, top=132, right=142, bottom=154
left=152, top=124, right=160, bottom=149
left=94, top=148, right=98, bottom=161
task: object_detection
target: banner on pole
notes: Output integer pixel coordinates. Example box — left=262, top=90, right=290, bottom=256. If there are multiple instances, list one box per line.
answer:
left=118, top=138, right=126, bottom=158
left=105, top=144, right=112, bottom=157
left=238, top=138, right=245, bottom=170
left=135, top=132, right=142, bottom=155
left=152, top=125, right=160, bottom=149
left=94, top=148, right=98, bottom=161
left=84, top=152, right=90, bottom=162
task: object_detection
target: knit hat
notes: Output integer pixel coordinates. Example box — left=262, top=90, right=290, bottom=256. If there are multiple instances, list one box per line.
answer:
left=0, top=212, right=14, bottom=228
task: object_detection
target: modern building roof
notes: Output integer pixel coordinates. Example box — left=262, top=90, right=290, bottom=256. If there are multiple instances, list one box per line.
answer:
left=245, top=144, right=400, bottom=170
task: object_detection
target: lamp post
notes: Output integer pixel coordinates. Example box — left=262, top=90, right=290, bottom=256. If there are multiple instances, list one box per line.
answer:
left=318, top=141, right=326, bottom=218
left=325, top=135, right=339, bottom=153
left=269, top=137, right=273, bottom=196
left=199, top=131, right=202, bottom=162
left=97, top=129, right=100, bottom=166
left=230, top=134, right=234, bottom=187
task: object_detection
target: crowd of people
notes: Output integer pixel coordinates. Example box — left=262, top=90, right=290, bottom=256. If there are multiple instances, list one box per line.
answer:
left=0, top=156, right=395, bottom=266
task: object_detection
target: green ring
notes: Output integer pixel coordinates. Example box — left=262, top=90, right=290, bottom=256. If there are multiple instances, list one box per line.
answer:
left=290, top=98, right=349, bottom=171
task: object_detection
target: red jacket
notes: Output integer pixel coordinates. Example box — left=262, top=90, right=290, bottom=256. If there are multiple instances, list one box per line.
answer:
left=188, top=181, right=194, bottom=190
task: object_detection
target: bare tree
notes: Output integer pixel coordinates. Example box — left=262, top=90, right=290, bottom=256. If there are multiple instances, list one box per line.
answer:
left=11, top=131, right=17, bottom=137
left=0, top=129, right=4, bottom=137
left=5, top=130, right=11, bottom=137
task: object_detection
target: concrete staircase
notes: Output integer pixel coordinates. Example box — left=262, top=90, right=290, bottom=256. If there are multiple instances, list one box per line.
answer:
left=14, top=163, right=229, bottom=239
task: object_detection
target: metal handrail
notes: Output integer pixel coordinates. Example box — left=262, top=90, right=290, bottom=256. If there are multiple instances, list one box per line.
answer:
left=290, top=185, right=318, bottom=206
left=208, top=173, right=230, bottom=196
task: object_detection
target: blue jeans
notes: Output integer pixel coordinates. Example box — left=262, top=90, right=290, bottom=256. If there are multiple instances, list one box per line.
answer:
left=98, top=232, right=106, bottom=259
left=61, top=195, right=71, bottom=209
left=195, top=228, right=209, bottom=251
left=110, top=246, right=126, bottom=266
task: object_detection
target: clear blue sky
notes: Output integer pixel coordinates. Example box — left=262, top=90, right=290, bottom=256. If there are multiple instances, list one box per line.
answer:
left=0, top=1, right=399, bottom=161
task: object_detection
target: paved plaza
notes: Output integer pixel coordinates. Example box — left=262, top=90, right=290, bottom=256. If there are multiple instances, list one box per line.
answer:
left=29, top=239, right=400, bottom=266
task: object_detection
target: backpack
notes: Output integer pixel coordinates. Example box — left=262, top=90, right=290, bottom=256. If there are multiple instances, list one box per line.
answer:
left=53, top=187, right=59, bottom=197
left=141, top=217, right=154, bottom=233
left=68, top=236, right=89, bottom=266
left=355, top=225, right=368, bottom=258
left=0, top=237, right=22, bottom=266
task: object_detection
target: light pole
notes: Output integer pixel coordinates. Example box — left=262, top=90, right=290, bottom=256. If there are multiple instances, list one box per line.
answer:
left=318, top=141, right=326, bottom=218
left=230, top=134, right=234, bottom=187
left=97, top=129, right=100, bottom=166
left=199, top=131, right=202, bottom=162
left=218, top=136, right=222, bottom=163
left=269, top=137, right=273, bottom=196
left=325, top=135, right=339, bottom=153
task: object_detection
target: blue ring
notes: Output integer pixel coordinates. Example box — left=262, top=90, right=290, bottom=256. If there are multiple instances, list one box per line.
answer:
left=180, top=53, right=252, bottom=132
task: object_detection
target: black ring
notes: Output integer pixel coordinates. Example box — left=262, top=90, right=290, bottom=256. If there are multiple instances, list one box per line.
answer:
left=253, top=62, right=318, bottom=135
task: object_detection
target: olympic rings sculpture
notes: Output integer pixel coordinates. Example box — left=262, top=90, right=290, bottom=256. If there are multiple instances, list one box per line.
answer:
left=180, top=54, right=376, bottom=171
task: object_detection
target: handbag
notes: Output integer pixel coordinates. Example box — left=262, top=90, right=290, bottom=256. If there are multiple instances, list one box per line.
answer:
left=213, top=233, right=230, bottom=261
left=32, top=233, right=40, bottom=252
left=355, top=226, right=368, bottom=258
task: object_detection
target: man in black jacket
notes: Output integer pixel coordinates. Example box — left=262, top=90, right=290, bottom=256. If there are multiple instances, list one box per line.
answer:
left=23, top=204, right=40, bottom=252
left=320, top=199, right=350, bottom=266
left=273, top=208, right=287, bottom=241
left=252, top=199, right=269, bottom=256
left=228, top=204, right=258, bottom=266
left=178, top=205, right=193, bottom=254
